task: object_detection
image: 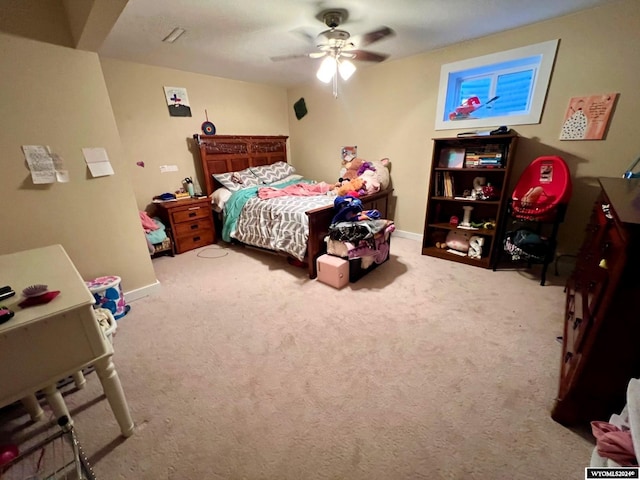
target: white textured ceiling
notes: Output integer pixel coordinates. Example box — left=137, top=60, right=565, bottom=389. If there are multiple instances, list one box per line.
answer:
left=98, top=0, right=619, bottom=87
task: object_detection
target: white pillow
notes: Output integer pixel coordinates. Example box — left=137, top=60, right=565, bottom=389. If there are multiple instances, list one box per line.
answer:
left=210, top=187, right=232, bottom=212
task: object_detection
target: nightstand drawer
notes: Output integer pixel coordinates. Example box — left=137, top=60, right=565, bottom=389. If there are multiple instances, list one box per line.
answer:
left=174, top=230, right=214, bottom=253
left=173, top=218, right=213, bottom=237
left=171, top=205, right=209, bottom=224
left=154, top=198, right=216, bottom=254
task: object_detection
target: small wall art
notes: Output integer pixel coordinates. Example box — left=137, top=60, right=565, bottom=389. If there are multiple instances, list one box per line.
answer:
left=341, top=146, right=357, bottom=162
left=163, top=86, right=192, bottom=117
left=559, top=93, right=618, bottom=140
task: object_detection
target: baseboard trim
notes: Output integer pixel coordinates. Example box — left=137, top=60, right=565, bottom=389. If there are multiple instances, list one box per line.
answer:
left=392, top=229, right=422, bottom=242
left=124, top=279, right=161, bottom=303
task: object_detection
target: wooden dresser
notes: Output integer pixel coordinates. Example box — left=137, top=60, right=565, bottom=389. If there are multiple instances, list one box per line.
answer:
left=154, top=197, right=215, bottom=254
left=552, top=177, right=640, bottom=425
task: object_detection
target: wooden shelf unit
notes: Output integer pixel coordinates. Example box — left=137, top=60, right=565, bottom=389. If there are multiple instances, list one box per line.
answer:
left=422, top=132, right=518, bottom=268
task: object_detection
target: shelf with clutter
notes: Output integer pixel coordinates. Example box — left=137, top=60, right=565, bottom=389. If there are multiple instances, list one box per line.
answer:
left=422, top=131, right=518, bottom=268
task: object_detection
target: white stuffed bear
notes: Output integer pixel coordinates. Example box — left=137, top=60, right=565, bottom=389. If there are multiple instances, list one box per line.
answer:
left=360, top=158, right=391, bottom=194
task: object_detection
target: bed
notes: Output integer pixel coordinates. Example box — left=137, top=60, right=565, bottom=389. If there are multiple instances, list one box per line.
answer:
left=194, top=134, right=392, bottom=278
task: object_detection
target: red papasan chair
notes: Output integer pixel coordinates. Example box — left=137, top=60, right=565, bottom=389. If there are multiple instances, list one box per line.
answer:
left=511, top=155, right=572, bottom=222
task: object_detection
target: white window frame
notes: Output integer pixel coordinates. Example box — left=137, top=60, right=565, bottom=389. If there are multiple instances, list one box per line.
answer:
left=434, top=39, right=559, bottom=131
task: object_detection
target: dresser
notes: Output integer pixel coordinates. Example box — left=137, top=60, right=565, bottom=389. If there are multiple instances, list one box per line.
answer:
left=155, top=197, right=215, bottom=254
left=551, top=177, right=640, bottom=425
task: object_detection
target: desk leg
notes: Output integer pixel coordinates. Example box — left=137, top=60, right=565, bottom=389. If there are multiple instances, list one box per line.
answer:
left=20, top=394, right=44, bottom=422
left=73, top=371, right=87, bottom=389
left=42, top=384, right=70, bottom=422
left=94, top=356, right=134, bottom=437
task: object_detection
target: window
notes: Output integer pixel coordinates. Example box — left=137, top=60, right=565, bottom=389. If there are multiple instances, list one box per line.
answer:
left=435, top=40, right=559, bottom=130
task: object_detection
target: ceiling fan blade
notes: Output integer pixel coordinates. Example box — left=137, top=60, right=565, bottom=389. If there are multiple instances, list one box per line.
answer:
left=270, top=53, right=314, bottom=62
left=351, top=50, right=389, bottom=62
left=290, top=27, right=317, bottom=45
left=355, top=26, right=395, bottom=47
left=309, top=52, right=327, bottom=59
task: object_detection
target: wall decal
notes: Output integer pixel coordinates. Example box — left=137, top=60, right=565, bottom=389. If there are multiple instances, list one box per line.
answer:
left=293, top=97, right=307, bottom=120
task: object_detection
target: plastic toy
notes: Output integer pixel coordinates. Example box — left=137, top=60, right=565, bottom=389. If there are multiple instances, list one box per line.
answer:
left=449, top=96, right=499, bottom=120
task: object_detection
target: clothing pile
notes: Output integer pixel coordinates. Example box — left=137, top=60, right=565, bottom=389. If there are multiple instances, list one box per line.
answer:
left=590, top=378, right=640, bottom=467
left=139, top=211, right=168, bottom=254
left=326, top=195, right=394, bottom=269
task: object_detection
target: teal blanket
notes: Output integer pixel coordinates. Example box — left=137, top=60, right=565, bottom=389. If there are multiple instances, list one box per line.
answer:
left=221, top=178, right=310, bottom=242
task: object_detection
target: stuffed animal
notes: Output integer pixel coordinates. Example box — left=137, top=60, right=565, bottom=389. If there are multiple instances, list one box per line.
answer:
left=339, top=158, right=366, bottom=181
left=445, top=230, right=471, bottom=253
left=335, top=177, right=365, bottom=197
left=368, top=158, right=391, bottom=190
left=468, top=235, right=484, bottom=259
left=358, top=158, right=391, bottom=194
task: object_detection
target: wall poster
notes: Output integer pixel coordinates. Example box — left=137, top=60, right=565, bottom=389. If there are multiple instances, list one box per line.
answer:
left=559, top=93, right=618, bottom=140
left=163, top=86, right=192, bottom=117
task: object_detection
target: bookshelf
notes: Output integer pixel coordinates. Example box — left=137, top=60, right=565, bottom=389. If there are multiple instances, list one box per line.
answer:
left=422, top=132, right=518, bottom=268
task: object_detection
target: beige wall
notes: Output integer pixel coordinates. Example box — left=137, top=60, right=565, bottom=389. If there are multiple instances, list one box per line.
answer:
left=0, top=32, right=157, bottom=293
left=100, top=58, right=290, bottom=211
left=287, top=0, right=640, bottom=254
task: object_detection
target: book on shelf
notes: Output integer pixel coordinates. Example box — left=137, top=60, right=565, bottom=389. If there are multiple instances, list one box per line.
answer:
left=442, top=171, right=455, bottom=197
left=464, top=150, right=505, bottom=168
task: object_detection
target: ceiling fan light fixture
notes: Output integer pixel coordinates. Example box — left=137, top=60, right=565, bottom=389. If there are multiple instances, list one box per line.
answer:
left=338, top=59, right=356, bottom=80
left=316, top=56, right=337, bottom=83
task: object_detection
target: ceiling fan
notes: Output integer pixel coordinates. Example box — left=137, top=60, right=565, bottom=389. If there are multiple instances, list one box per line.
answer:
left=271, top=8, right=394, bottom=96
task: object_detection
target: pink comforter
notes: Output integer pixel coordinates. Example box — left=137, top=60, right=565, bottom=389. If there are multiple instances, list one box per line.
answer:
left=258, top=182, right=333, bottom=199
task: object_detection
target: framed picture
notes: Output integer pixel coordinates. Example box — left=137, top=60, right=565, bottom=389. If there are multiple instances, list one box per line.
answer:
left=434, top=40, right=559, bottom=130
left=438, top=148, right=465, bottom=168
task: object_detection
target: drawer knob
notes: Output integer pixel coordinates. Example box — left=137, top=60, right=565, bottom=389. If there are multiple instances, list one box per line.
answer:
left=573, top=317, right=582, bottom=330
left=564, top=351, right=573, bottom=363
left=188, top=212, right=197, bottom=217
left=193, top=236, right=201, bottom=241
left=191, top=224, right=199, bottom=230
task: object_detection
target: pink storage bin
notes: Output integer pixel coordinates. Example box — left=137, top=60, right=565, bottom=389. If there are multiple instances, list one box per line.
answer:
left=317, top=254, right=349, bottom=289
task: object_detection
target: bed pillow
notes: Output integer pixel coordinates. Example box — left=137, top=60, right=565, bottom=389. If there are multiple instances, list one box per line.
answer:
left=213, top=167, right=261, bottom=192
left=210, top=187, right=232, bottom=212
left=251, top=161, right=296, bottom=184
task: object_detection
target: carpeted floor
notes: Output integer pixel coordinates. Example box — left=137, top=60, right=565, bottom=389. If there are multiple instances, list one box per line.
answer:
left=0, top=236, right=595, bottom=479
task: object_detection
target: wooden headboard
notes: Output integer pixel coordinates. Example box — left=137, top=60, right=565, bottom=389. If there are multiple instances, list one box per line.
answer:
left=193, top=134, right=289, bottom=195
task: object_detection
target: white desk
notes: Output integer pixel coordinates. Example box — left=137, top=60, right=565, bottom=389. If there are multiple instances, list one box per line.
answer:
left=0, top=244, right=134, bottom=437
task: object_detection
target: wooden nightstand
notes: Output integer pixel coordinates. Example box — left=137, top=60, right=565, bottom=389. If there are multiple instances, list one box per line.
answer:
left=154, top=197, right=215, bottom=254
